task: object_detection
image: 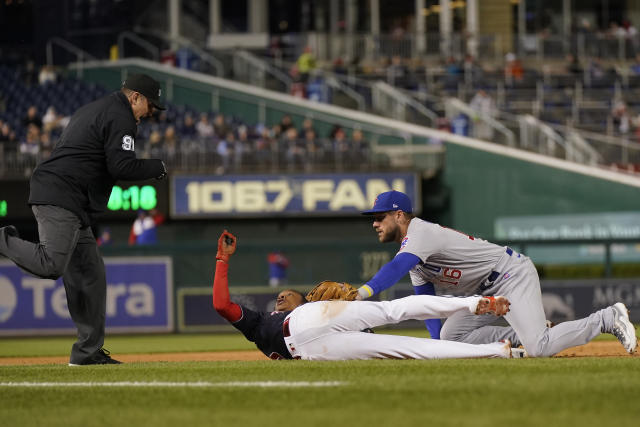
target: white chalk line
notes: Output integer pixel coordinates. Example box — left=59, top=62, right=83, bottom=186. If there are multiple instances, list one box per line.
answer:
left=0, top=381, right=346, bottom=388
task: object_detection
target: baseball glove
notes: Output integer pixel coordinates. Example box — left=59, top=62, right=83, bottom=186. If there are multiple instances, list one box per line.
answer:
left=305, top=280, right=359, bottom=302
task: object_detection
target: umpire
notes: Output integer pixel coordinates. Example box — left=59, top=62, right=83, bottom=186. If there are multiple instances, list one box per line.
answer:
left=0, top=73, right=168, bottom=365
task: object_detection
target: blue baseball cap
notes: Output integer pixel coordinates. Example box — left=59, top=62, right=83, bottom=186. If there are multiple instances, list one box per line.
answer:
left=361, top=190, right=412, bottom=215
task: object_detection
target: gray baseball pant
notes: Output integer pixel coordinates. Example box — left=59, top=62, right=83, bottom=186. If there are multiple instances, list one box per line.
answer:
left=440, top=258, right=614, bottom=357
left=0, top=205, right=106, bottom=364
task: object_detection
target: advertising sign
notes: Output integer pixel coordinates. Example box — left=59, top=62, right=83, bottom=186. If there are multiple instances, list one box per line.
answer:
left=171, top=172, right=419, bottom=218
left=0, top=257, right=173, bottom=335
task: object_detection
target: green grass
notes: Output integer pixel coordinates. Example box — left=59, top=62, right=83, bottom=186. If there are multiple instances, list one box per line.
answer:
left=1, top=330, right=639, bottom=427
left=0, top=326, right=634, bottom=357
left=1, top=359, right=639, bottom=427
left=0, top=333, right=256, bottom=357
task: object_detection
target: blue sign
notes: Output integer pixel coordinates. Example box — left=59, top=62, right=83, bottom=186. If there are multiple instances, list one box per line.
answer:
left=0, top=257, right=173, bottom=336
left=171, top=172, right=419, bottom=218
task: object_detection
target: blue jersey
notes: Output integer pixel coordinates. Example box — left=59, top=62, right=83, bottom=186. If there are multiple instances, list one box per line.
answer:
left=232, top=306, right=293, bottom=360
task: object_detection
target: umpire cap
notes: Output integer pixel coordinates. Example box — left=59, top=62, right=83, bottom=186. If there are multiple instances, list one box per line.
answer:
left=122, top=73, right=166, bottom=110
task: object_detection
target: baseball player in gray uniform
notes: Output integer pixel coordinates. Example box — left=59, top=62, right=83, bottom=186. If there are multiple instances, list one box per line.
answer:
left=355, top=190, right=638, bottom=357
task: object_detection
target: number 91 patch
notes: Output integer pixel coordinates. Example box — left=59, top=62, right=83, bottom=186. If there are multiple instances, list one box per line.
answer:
left=122, top=135, right=135, bottom=151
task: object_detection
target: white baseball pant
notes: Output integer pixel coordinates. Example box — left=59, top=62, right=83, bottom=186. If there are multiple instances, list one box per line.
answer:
left=283, top=295, right=510, bottom=360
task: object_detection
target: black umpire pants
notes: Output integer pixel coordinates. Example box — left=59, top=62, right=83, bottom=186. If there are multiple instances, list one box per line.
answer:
left=0, top=205, right=106, bottom=364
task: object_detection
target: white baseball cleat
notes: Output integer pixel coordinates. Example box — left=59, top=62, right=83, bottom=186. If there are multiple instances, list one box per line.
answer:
left=610, top=303, right=638, bottom=354
left=511, top=347, right=528, bottom=358
left=475, top=296, right=510, bottom=316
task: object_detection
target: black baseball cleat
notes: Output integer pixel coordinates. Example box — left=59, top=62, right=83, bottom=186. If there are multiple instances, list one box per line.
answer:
left=68, top=348, right=122, bottom=366
left=0, top=225, right=20, bottom=242
left=3, top=225, right=19, bottom=238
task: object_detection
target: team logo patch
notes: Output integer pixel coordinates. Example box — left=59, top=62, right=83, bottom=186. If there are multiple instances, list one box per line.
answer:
left=122, top=135, right=135, bottom=151
left=400, top=236, right=409, bottom=250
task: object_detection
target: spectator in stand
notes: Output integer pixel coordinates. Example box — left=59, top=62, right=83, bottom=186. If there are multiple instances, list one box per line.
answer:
left=444, top=56, right=462, bottom=75
left=279, top=115, right=294, bottom=133
left=181, top=113, right=197, bottom=139
left=329, top=124, right=343, bottom=139
left=504, top=53, right=524, bottom=84
left=428, top=117, right=451, bottom=145
left=213, top=114, right=229, bottom=139
left=164, top=125, right=179, bottom=148
left=196, top=112, right=215, bottom=141
left=96, top=227, right=112, bottom=247
left=146, top=130, right=164, bottom=159
left=38, top=65, right=57, bottom=85
left=166, top=124, right=188, bottom=164
left=588, top=57, right=606, bottom=82
left=22, top=105, right=42, bottom=130
left=158, top=110, right=170, bottom=127
left=333, top=127, right=349, bottom=166
left=462, top=54, right=483, bottom=85
left=217, top=131, right=235, bottom=172
left=163, top=128, right=179, bottom=164
left=611, top=100, right=631, bottom=135
left=303, top=128, right=322, bottom=170
left=255, top=126, right=274, bottom=168
left=351, top=129, right=370, bottom=165
left=630, top=54, right=640, bottom=75
left=0, top=122, right=18, bottom=153
left=235, top=125, right=252, bottom=168
left=19, top=124, right=40, bottom=158
left=623, top=20, right=639, bottom=55
left=22, top=59, right=37, bottom=87
left=296, top=46, right=317, bottom=83
left=443, top=56, right=462, bottom=90
left=387, top=55, right=410, bottom=88
left=283, top=127, right=304, bottom=170
left=300, top=118, right=317, bottom=136
left=469, top=89, right=496, bottom=140
left=39, top=131, right=53, bottom=160
left=267, top=250, right=289, bottom=287
left=128, top=209, right=165, bottom=245
left=332, top=57, right=347, bottom=75
left=42, top=106, right=69, bottom=134
left=271, top=123, right=283, bottom=140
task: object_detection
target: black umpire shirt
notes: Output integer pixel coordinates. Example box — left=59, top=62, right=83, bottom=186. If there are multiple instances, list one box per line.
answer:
left=29, top=91, right=165, bottom=227
left=232, top=306, right=293, bottom=360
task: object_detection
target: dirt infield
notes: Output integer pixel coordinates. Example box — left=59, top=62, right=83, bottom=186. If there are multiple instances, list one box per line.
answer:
left=0, top=341, right=636, bottom=365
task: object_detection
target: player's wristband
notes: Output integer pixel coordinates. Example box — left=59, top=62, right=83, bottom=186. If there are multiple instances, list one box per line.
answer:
left=358, top=285, right=374, bottom=299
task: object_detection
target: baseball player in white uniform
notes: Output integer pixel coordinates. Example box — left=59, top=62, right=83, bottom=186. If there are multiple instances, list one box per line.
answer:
left=356, top=190, right=638, bottom=357
left=213, top=230, right=515, bottom=360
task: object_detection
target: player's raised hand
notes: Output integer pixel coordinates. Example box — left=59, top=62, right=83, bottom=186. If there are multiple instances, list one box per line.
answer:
left=216, top=230, right=237, bottom=263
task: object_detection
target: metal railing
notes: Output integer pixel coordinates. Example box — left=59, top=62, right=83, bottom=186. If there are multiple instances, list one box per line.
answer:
left=117, top=31, right=161, bottom=62
left=232, top=50, right=292, bottom=93
left=258, top=51, right=638, bottom=169
left=372, top=81, right=438, bottom=127
left=131, top=28, right=225, bottom=77
left=45, top=37, right=96, bottom=77
left=272, top=32, right=640, bottom=64
left=445, top=98, right=516, bottom=147
left=309, top=70, right=366, bottom=111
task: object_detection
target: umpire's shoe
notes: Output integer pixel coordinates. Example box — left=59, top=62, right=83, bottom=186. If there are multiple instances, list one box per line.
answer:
left=609, top=303, right=638, bottom=354
left=0, top=225, right=19, bottom=254
left=69, top=348, right=122, bottom=366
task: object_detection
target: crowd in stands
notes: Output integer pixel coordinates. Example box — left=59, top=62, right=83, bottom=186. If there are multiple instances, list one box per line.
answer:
left=137, top=109, right=371, bottom=174
left=0, top=64, right=371, bottom=178
left=282, top=36, right=640, bottom=139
